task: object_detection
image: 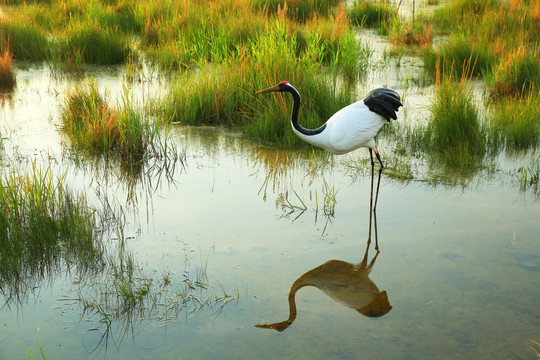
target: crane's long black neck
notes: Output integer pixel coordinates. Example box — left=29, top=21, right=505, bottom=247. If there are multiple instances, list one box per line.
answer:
left=286, top=88, right=326, bottom=136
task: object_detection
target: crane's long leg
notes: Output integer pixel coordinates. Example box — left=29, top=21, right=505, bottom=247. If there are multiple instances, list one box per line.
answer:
left=373, top=143, right=384, bottom=211
left=368, top=148, right=375, bottom=212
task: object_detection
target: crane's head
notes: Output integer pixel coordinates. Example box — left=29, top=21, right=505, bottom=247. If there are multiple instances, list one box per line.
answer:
left=255, top=81, right=295, bottom=95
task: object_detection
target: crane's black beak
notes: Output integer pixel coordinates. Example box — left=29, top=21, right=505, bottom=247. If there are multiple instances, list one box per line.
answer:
left=255, top=84, right=280, bottom=95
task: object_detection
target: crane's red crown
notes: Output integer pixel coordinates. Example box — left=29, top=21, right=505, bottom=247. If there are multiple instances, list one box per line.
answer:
left=278, top=81, right=289, bottom=85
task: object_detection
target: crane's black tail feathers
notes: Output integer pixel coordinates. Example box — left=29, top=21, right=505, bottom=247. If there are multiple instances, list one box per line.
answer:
left=363, top=88, right=403, bottom=122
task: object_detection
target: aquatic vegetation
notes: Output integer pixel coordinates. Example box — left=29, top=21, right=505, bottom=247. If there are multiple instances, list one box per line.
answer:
left=0, top=48, right=16, bottom=89
left=0, top=19, right=49, bottom=61
left=251, top=0, right=342, bottom=21
left=428, top=0, right=539, bottom=91
left=428, top=66, right=484, bottom=169
left=347, top=0, right=397, bottom=29
left=516, top=156, right=540, bottom=198
left=52, top=20, right=131, bottom=67
left=388, top=17, right=433, bottom=48
left=422, top=32, right=495, bottom=78
left=25, top=338, right=47, bottom=360
left=489, top=46, right=540, bottom=97
left=79, top=243, right=238, bottom=354
left=487, top=90, right=540, bottom=151
left=0, top=163, right=105, bottom=304
left=403, top=61, right=484, bottom=173
left=61, top=81, right=167, bottom=160
left=161, top=19, right=359, bottom=147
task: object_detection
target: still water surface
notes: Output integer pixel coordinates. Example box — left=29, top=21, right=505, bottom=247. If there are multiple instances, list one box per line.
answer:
left=1, top=66, right=539, bottom=360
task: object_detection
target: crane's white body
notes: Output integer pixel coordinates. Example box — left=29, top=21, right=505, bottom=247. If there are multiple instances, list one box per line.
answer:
left=292, top=100, right=386, bottom=155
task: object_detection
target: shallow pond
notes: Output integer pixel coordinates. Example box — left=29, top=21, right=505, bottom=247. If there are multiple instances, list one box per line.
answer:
left=1, top=60, right=539, bottom=360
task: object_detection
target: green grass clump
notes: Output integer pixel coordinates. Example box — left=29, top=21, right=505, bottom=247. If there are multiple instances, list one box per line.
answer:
left=404, top=62, right=485, bottom=172
left=428, top=0, right=539, bottom=96
left=251, top=0, right=342, bottom=21
left=487, top=90, right=540, bottom=151
left=0, top=20, right=49, bottom=61
left=0, top=163, right=104, bottom=301
left=489, top=46, right=540, bottom=97
left=423, top=33, right=495, bottom=78
left=61, top=81, right=160, bottom=159
left=347, top=0, right=396, bottom=29
left=427, top=66, right=484, bottom=169
left=53, top=21, right=131, bottom=66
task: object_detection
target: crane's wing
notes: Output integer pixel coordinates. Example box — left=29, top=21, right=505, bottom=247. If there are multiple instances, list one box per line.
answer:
left=325, top=101, right=385, bottom=154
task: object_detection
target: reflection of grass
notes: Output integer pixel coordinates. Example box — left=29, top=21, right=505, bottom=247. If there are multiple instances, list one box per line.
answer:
left=0, top=162, right=105, bottom=305
left=525, top=339, right=540, bottom=359
left=79, top=242, right=237, bottom=354
left=516, top=157, right=540, bottom=198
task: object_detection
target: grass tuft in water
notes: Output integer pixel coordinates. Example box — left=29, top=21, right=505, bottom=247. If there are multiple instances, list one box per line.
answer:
left=487, top=89, right=540, bottom=151
left=426, top=61, right=484, bottom=170
left=61, top=81, right=167, bottom=160
left=347, top=0, right=396, bottom=29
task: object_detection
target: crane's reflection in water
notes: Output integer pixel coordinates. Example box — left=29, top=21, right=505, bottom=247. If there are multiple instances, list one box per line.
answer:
left=256, top=209, right=391, bottom=332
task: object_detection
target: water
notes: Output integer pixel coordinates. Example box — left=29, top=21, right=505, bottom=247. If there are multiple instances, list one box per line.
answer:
left=1, top=61, right=539, bottom=360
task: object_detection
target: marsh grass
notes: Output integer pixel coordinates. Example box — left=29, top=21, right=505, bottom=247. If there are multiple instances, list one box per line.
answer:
left=251, top=0, right=342, bottom=21
left=401, top=61, right=485, bottom=174
left=388, top=17, right=433, bottom=48
left=0, top=162, right=105, bottom=305
left=161, top=17, right=360, bottom=147
left=489, top=46, right=540, bottom=97
left=427, top=63, right=484, bottom=170
left=487, top=90, right=540, bottom=151
left=61, top=81, right=168, bottom=160
left=422, top=33, right=495, bottom=78
left=428, top=0, right=539, bottom=95
left=52, top=20, right=131, bottom=68
left=347, top=0, right=397, bottom=29
left=0, top=19, right=49, bottom=61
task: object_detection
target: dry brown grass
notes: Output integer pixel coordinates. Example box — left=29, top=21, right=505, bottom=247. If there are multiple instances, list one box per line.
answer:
left=0, top=48, right=16, bottom=89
